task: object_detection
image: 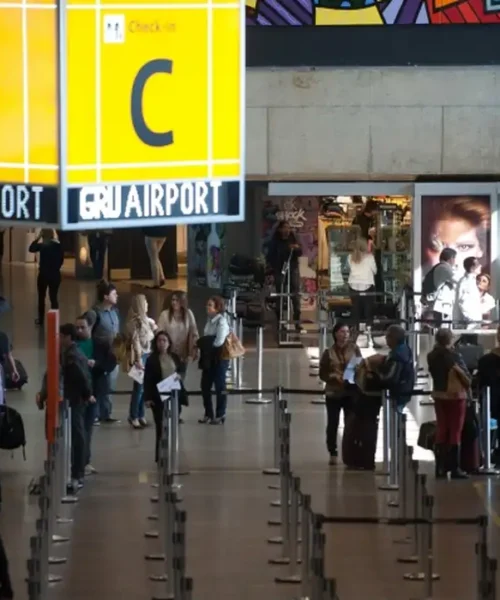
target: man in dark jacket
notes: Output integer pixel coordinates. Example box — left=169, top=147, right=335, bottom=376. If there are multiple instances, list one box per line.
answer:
left=76, top=312, right=117, bottom=475
left=267, top=221, right=304, bottom=333
left=379, top=325, right=415, bottom=410
left=60, top=323, right=93, bottom=492
left=352, top=199, right=378, bottom=241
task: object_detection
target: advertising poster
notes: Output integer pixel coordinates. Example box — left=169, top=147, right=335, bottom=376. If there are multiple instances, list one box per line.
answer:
left=421, top=195, right=491, bottom=282
left=262, top=196, right=319, bottom=312
left=187, top=223, right=226, bottom=289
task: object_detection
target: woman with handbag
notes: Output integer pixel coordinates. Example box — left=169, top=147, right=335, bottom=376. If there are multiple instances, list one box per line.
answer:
left=157, top=291, right=199, bottom=372
left=428, top=328, right=471, bottom=480
left=144, top=330, right=187, bottom=462
left=319, top=322, right=361, bottom=465
left=197, top=296, right=231, bottom=424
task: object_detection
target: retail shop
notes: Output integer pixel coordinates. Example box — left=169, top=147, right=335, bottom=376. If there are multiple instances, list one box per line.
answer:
left=187, top=182, right=500, bottom=319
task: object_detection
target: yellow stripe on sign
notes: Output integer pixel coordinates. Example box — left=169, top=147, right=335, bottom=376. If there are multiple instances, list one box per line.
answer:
left=473, top=482, right=500, bottom=527
left=315, top=5, right=384, bottom=24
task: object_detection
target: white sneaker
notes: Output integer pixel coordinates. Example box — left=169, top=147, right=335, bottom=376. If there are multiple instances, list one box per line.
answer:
left=85, top=464, right=97, bottom=476
left=130, top=418, right=141, bottom=429
left=139, top=418, right=147, bottom=427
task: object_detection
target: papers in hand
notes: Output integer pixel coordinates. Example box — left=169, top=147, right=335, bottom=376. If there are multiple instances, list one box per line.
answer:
left=157, top=374, right=181, bottom=394
left=343, top=357, right=363, bottom=385
left=128, top=365, right=144, bottom=385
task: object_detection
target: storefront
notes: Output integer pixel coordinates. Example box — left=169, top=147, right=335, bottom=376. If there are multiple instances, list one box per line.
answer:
left=187, top=181, right=500, bottom=320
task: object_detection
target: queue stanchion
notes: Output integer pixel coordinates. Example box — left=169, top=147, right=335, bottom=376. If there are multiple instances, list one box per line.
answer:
left=172, top=510, right=187, bottom=600
left=403, top=493, right=440, bottom=583
left=486, top=558, right=497, bottom=600
left=151, top=484, right=178, bottom=600
left=393, top=445, right=414, bottom=545
left=236, top=317, right=244, bottom=388
left=398, top=471, right=425, bottom=565
left=297, top=493, right=313, bottom=600
left=58, top=399, right=77, bottom=510
left=475, top=515, right=490, bottom=600
left=311, top=325, right=328, bottom=405
left=311, top=530, right=326, bottom=600
left=268, top=399, right=290, bottom=522
left=268, top=413, right=292, bottom=549
left=246, top=326, right=272, bottom=405
left=379, top=397, right=399, bottom=491
left=275, top=475, right=302, bottom=583
left=377, top=391, right=391, bottom=477
left=170, top=390, right=188, bottom=478
left=478, top=387, right=499, bottom=476
left=388, top=412, right=407, bottom=508
left=181, top=577, right=194, bottom=600
left=150, top=397, right=170, bottom=505
left=263, top=387, right=282, bottom=476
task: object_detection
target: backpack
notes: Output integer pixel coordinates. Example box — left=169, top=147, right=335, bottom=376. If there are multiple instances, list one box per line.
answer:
left=0, top=405, right=26, bottom=457
left=112, top=333, right=132, bottom=372
left=422, top=264, right=440, bottom=304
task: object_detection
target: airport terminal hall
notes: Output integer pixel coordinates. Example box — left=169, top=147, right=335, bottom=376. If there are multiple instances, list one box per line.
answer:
left=1, top=1, right=500, bottom=599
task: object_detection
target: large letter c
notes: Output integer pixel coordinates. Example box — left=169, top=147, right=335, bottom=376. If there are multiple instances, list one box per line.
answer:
left=131, top=59, right=174, bottom=147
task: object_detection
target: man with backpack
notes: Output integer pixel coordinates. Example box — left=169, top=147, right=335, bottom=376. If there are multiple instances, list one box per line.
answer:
left=422, top=248, right=457, bottom=327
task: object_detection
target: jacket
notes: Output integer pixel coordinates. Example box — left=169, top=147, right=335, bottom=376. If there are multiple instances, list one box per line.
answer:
left=454, top=273, right=482, bottom=325
left=143, top=351, right=187, bottom=408
left=428, top=346, right=471, bottom=401
left=352, top=211, right=374, bottom=240
left=197, top=314, right=231, bottom=370
left=89, top=338, right=117, bottom=396
left=319, top=342, right=361, bottom=395
left=61, top=343, right=93, bottom=404
left=379, top=343, right=415, bottom=406
left=267, top=234, right=302, bottom=275
left=28, top=239, right=64, bottom=277
left=127, top=315, right=155, bottom=364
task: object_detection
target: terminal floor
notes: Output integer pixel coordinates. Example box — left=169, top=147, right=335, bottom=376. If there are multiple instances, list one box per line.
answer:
left=0, top=265, right=498, bottom=600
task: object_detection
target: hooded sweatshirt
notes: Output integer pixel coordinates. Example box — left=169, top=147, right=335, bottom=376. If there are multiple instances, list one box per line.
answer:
left=379, top=343, right=415, bottom=406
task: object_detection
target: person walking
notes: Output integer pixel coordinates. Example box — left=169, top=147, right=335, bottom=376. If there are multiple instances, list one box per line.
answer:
left=319, top=322, right=361, bottom=465
left=347, top=237, right=377, bottom=342
left=197, top=296, right=230, bottom=424
left=144, top=330, right=186, bottom=462
left=142, top=226, right=170, bottom=288
left=93, top=281, right=121, bottom=423
left=75, top=311, right=117, bottom=475
left=157, top=291, right=199, bottom=372
left=87, top=230, right=111, bottom=280
left=29, top=229, right=64, bottom=326
left=126, top=294, right=156, bottom=428
left=428, top=328, right=471, bottom=480
left=267, top=220, right=304, bottom=333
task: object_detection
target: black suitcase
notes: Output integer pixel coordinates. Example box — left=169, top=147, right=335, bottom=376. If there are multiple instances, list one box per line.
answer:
left=5, top=359, right=28, bottom=390
left=342, top=413, right=378, bottom=471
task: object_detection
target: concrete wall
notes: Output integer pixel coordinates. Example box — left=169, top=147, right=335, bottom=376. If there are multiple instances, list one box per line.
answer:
left=246, top=67, right=500, bottom=178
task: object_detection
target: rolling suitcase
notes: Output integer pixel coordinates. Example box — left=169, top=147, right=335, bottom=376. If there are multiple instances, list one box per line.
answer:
left=341, top=412, right=378, bottom=471
left=4, top=359, right=28, bottom=390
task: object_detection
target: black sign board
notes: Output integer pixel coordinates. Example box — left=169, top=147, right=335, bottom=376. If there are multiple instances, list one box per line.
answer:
left=0, top=184, right=58, bottom=224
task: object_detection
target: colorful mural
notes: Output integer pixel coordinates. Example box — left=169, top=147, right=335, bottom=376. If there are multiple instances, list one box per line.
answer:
left=246, top=0, right=500, bottom=25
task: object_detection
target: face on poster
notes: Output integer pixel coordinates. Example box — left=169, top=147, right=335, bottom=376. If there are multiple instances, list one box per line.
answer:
left=421, top=195, right=491, bottom=280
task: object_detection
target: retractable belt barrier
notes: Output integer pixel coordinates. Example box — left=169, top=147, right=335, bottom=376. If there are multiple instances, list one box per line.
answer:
left=144, top=391, right=193, bottom=600
left=26, top=399, right=75, bottom=600
left=265, top=398, right=497, bottom=600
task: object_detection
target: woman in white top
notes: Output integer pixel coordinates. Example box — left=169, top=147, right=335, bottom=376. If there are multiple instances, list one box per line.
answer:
left=347, top=237, right=377, bottom=336
left=126, top=294, right=157, bottom=428
left=157, top=291, right=199, bottom=369
left=197, top=296, right=231, bottom=424
left=477, top=273, right=496, bottom=321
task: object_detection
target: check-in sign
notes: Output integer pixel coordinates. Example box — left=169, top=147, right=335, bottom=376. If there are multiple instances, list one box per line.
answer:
left=64, top=1, right=245, bottom=192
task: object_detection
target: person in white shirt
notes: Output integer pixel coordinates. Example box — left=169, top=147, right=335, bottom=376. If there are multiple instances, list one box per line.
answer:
left=454, top=256, right=482, bottom=331
left=477, top=273, right=496, bottom=320
left=347, top=237, right=377, bottom=339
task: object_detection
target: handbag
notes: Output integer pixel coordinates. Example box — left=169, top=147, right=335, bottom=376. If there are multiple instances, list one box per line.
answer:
left=446, top=364, right=470, bottom=399
left=221, top=332, right=246, bottom=360
left=418, top=421, right=436, bottom=451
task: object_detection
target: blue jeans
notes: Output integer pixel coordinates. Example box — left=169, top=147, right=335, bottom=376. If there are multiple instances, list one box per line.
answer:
left=98, top=365, right=119, bottom=420
left=129, top=354, right=149, bottom=420
left=88, top=234, right=108, bottom=280
left=201, top=360, right=229, bottom=419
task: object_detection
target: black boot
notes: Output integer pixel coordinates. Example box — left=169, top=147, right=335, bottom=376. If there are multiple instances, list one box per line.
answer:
left=434, top=444, right=447, bottom=479
left=450, top=444, right=468, bottom=479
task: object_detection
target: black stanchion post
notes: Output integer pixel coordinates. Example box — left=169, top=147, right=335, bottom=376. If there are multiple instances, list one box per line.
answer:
left=170, top=391, right=188, bottom=478
left=311, top=325, right=327, bottom=405
left=298, top=493, right=312, bottom=600
left=398, top=470, right=424, bottom=565
left=181, top=576, right=193, bottom=600
left=246, top=326, right=272, bottom=404
left=379, top=397, right=399, bottom=492
left=377, top=391, right=390, bottom=477
left=60, top=400, right=77, bottom=506
left=311, top=533, right=326, bottom=600
left=394, top=445, right=413, bottom=546
left=478, top=387, right=499, bottom=476
left=475, top=515, right=489, bottom=600
left=275, top=476, right=302, bottom=583
left=388, top=412, right=406, bottom=508
left=151, top=399, right=170, bottom=505
left=269, top=413, right=291, bottom=552
left=403, top=494, right=440, bottom=583
left=263, top=387, right=282, bottom=476
left=486, top=558, right=497, bottom=600
left=270, top=403, right=289, bottom=508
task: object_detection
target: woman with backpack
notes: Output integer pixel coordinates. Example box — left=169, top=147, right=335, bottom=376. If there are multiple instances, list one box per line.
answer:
left=126, top=294, right=157, bottom=429
left=319, top=322, right=362, bottom=465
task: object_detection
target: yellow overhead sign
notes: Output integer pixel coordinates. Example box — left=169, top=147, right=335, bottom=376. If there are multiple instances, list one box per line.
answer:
left=0, top=1, right=58, bottom=186
left=65, top=1, right=244, bottom=187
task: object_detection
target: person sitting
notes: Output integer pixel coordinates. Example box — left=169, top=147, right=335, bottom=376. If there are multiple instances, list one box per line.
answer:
left=319, top=322, right=361, bottom=465
left=428, top=328, right=471, bottom=480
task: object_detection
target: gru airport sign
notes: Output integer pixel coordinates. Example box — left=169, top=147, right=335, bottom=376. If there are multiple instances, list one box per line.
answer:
left=0, top=0, right=245, bottom=229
